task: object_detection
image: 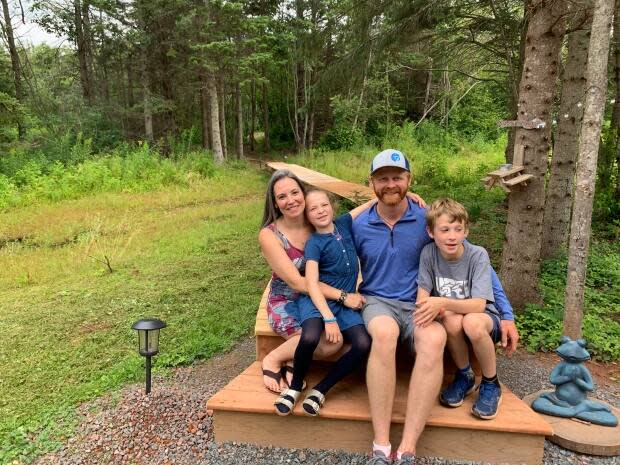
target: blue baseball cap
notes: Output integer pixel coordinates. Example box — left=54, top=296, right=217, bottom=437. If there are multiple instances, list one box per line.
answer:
left=370, top=149, right=411, bottom=175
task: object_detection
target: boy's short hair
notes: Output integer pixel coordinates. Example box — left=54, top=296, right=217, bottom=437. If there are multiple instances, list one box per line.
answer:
left=426, top=198, right=469, bottom=231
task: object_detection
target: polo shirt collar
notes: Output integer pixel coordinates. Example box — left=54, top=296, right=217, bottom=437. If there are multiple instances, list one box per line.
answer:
left=368, top=198, right=418, bottom=225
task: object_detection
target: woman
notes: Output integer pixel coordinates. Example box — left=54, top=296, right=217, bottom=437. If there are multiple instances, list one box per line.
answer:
left=259, top=169, right=424, bottom=393
left=259, top=170, right=366, bottom=392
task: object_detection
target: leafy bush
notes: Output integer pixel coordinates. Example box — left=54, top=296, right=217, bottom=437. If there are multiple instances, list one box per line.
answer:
left=517, top=242, right=620, bottom=361
left=0, top=145, right=219, bottom=210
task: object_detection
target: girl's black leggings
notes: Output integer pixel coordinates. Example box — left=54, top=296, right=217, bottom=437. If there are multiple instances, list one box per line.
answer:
left=289, top=317, right=371, bottom=394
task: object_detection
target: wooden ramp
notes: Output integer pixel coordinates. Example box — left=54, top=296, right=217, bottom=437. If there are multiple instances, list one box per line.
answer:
left=267, top=162, right=375, bottom=203
left=208, top=362, right=552, bottom=465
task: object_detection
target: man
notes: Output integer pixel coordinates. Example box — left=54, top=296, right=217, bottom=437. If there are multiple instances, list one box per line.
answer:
left=352, top=149, right=519, bottom=464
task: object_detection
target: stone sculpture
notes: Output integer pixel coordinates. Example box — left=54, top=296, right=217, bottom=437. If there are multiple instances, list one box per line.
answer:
left=532, top=336, right=618, bottom=427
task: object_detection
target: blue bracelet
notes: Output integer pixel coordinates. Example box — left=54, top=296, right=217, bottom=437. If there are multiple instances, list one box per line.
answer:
left=323, top=317, right=337, bottom=323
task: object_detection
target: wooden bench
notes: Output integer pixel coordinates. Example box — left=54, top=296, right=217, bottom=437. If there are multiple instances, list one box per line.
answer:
left=207, top=162, right=553, bottom=464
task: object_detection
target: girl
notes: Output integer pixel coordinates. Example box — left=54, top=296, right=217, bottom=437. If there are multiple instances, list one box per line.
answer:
left=274, top=189, right=372, bottom=416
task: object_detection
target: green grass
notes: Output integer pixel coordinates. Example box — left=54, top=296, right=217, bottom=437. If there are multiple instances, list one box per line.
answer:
left=1, top=133, right=618, bottom=463
left=0, top=164, right=270, bottom=463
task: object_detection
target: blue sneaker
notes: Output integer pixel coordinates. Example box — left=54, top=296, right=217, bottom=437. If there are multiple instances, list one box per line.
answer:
left=472, top=381, right=502, bottom=419
left=439, top=369, right=475, bottom=407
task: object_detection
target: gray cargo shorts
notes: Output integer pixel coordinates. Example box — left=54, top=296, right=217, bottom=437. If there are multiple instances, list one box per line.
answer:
left=361, top=295, right=417, bottom=354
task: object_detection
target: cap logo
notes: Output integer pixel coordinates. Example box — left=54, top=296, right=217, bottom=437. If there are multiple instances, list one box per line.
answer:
left=391, top=153, right=401, bottom=162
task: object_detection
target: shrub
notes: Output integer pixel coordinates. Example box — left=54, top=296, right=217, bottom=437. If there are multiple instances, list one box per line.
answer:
left=517, top=242, right=620, bottom=361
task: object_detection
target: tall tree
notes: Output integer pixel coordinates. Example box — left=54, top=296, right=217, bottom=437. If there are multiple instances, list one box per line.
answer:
left=564, top=0, right=613, bottom=338
left=1, top=0, right=25, bottom=139
left=613, top=0, right=620, bottom=199
left=208, top=72, right=224, bottom=162
left=500, top=0, right=567, bottom=308
left=541, top=3, right=591, bottom=259
left=74, top=0, right=95, bottom=105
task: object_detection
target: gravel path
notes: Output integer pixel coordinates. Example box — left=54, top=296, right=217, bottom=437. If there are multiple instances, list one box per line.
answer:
left=34, top=338, right=619, bottom=465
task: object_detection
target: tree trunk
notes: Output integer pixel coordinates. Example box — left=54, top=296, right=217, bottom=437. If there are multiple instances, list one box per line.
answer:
left=505, top=0, right=530, bottom=164
left=500, top=0, right=567, bottom=309
left=614, top=0, right=620, bottom=199
left=423, top=58, right=433, bottom=116
left=126, top=58, right=135, bottom=109
left=235, top=82, right=244, bottom=159
left=1, top=0, right=25, bottom=139
left=564, top=0, right=613, bottom=339
left=74, top=0, right=94, bottom=105
left=218, top=78, right=227, bottom=158
left=141, top=55, right=153, bottom=141
left=250, top=78, right=256, bottom=152
left=207, top=74, right=224, bottom=163
left=200, top=72, right=211, bottom=150
left=263, top=81, right=270, bottom=153
left=541, top=8, right=591, bottom=259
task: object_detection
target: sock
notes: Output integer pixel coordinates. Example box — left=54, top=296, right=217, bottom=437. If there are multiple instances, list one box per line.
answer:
left=482, top=374, right=500, bottom=386
left=396, top=450, right=415, bottom=460
left=457, top=364, right=472, bottom=374
left=373, top=441, right=391, bottom=457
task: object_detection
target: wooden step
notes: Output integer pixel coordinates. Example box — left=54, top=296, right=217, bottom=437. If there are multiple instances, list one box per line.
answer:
left=207, top=362, right=553, bottom=465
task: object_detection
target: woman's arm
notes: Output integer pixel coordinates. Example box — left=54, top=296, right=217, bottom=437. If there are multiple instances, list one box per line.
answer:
left=259, top=227, right=342, bottom=300
left=306, top=260, right=342, bottom=344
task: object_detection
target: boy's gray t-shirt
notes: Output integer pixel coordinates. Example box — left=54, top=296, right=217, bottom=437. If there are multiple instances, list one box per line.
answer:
left=417, top=241, right=500, bottom=317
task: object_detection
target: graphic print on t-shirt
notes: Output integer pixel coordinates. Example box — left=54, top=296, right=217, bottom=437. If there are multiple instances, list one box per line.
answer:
left=435, top=277, right=470, bottom=299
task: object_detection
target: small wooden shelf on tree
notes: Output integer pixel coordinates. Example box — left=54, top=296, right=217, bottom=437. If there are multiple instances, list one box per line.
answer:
left=483, top=145, right=534, bottom=192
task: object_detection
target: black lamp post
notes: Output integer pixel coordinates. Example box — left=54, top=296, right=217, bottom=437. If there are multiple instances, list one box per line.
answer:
left=131, top=318, right=166, bottom=394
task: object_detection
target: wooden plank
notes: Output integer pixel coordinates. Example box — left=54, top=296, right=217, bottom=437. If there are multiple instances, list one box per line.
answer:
left=266, top=162, right=375, bottom=203
left=513, top=144, right=525, bottom=166
left=504, top=173, right=534, bottom=187
left=208, top=362, right=553, bottom=436
left=212, top=411, right=545, bottom=465
left=487, top=166, right=524, bottom=178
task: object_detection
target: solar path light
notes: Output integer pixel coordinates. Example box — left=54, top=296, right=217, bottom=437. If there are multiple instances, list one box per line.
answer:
left=131, top=318, right=166, bottom=394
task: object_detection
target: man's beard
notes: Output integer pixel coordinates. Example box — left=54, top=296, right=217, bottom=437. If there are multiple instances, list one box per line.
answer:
left=375, top=187, right=407, bottom=206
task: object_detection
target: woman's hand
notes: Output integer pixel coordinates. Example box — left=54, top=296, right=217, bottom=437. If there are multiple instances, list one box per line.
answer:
left=325, top=321, right=342, bottom=343
left=406, top=192, right=427, bottom=208
left=344, top=292, right=366, bottom=310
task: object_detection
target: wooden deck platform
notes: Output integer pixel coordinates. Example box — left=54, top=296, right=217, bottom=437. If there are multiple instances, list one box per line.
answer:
left=207, top=362, right=553, bottom=464
left=208, top=162, right=553, bottom=464
left=267, top=161, right=375, bottom=203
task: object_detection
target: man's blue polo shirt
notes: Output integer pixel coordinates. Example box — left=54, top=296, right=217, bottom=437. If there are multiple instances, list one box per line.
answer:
left=353, top=198, right=431, bottom=302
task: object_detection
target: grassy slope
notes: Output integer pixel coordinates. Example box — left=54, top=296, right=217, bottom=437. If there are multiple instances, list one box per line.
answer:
left=0, top=168, right=269, bottom=462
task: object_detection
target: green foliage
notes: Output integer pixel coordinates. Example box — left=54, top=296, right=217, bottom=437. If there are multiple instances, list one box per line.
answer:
left=517, top=242, right=620, bottom=361
left=446, top=84, right=506, bottom=141
left=0, top=143, right=217, bottom=210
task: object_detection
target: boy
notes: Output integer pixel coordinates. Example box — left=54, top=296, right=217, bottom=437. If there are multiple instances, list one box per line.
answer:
left=414, top=198, right=502, bottom=419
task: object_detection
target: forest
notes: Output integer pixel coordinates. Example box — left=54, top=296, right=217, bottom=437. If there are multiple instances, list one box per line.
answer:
left=2, top=0, right=620, bottom=371
left=1, top=0, right=620, bottom=462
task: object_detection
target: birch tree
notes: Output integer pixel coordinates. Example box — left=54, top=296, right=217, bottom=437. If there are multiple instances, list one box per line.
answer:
left=564, top=0, right=613, bottom=339
left=1, top=0, right=25, bottom=139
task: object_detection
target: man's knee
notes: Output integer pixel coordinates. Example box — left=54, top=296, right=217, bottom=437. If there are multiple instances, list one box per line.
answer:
left=414, top=323, right=447, bottom=357
left=368, top=317, right=400, bottom=354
